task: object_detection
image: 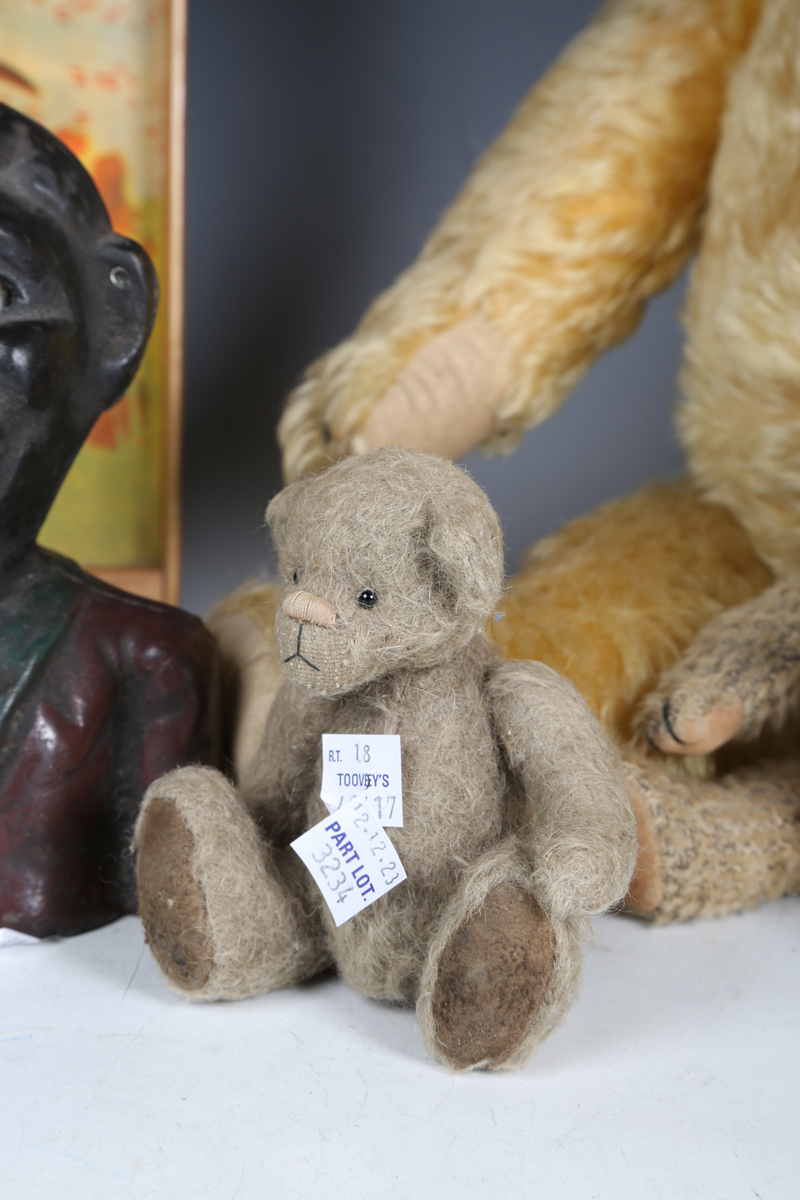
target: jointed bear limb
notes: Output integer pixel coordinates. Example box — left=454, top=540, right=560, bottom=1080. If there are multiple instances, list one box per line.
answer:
left=640, top=577, right=800, bottom=757
left=278, top=0, right=762, bottom=480
left=487, top=659, right=633, bottom=924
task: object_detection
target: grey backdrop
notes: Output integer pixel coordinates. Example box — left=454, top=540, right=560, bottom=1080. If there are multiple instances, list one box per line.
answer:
left=181, top=0, right=687, bottom=615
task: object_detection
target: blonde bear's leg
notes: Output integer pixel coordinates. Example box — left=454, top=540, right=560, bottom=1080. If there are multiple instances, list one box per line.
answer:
left=492, top=479, right=772, bottom=742
left=493, top=482, right=800, bottom=925
left=417, top=840, right=581, bottom=1072
left=134, top=766, right=331, bottom=1001
left=623, top=754, right=800, bottom=922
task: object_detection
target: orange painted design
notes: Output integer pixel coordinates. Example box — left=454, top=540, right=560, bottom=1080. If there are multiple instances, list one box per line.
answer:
left=92, top=152, right=137, bottom=237
left=54, top=127, right=139, bottom=241
left=88, top=393, right=132, bottom=449
left=55, top=126, right=88, bottom=158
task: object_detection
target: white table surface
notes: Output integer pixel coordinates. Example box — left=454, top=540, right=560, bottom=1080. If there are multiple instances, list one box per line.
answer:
left=1, top=897, right=797, bottom=1200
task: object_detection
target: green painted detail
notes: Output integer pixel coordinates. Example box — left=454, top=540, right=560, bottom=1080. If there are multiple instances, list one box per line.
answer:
left=0, top=558, right=80, bottom=737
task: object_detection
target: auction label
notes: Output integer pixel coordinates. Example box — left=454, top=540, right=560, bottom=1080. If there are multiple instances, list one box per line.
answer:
left=320, top=733, right=403, bottom=827
left=291, top=796, right=407, bottom=927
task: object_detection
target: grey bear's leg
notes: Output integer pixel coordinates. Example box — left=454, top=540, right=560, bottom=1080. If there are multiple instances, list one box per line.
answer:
left=134, top=766, right=331, bottom=1000
left=416, top=840, right=582, bottom=1071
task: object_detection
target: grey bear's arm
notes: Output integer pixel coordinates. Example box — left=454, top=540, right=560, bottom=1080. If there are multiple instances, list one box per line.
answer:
left=239, top=679, right=334, bottom=845
left=486, top=659, right=636, bottom=921
left=640, top=576, right=800, bottom=756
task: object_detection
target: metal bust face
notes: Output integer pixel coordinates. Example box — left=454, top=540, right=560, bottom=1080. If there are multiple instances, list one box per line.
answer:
left=0, top=105, right=157, bottom=570
left=0, top=107, right=218, bottom=939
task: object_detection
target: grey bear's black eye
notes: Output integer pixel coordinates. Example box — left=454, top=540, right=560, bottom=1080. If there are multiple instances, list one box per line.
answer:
left=293, top=568, right=302, bottom=584
left=357, top=588, right=378, bottom=609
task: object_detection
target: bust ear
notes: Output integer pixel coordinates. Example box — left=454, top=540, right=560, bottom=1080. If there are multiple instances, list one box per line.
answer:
left=88, top=233, right=158, bottom=409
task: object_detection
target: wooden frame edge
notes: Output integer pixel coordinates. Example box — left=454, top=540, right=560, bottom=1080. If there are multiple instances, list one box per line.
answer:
left=163, top=0, right=188, bottom=607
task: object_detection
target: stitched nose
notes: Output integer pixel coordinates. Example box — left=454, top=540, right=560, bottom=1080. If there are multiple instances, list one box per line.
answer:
left=282, top=590, right=337, bottom=627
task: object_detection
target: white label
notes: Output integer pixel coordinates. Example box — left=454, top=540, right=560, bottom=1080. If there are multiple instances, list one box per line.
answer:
left=291, top=796, right=407, bottom=927
left=320, top=733, right=403, bottom=827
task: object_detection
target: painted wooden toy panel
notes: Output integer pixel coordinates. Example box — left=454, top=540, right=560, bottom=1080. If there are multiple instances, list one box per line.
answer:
left=0, top=0, right=174, bottom=587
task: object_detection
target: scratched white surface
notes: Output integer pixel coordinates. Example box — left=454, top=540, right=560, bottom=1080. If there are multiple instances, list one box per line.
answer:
left=0, top=899, right=798, bottom=1200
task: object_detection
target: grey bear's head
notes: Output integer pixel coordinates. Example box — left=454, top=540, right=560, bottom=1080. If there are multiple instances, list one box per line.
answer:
left=266, top=447, right=504, bottom=696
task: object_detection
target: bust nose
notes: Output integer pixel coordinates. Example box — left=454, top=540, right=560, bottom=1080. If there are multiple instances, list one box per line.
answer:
left=282, top=590, right=337, bottom=627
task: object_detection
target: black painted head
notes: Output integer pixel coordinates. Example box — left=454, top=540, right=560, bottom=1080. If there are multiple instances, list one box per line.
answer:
left=0, top=104, right=158, bottom=569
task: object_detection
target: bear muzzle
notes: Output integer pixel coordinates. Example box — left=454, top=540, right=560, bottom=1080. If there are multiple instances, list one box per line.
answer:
left=282, top=590, right=337, bottom=627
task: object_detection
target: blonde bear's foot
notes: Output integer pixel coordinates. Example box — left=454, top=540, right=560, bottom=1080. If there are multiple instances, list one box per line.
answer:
left=429, top=882, right=554, bottom=1071
left=137, top=794, right=213, bottom=992
left=622, top=753, right=800, bottom=923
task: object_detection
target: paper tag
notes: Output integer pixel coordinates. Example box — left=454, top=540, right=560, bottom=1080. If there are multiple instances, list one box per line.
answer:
left=320, top=734, right=403, bottom=827
left=291, top=796, right=407, bottom=927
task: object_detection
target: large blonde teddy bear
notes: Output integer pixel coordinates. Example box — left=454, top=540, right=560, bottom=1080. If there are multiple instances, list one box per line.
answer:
left=211, top=0, right=800, bottom=924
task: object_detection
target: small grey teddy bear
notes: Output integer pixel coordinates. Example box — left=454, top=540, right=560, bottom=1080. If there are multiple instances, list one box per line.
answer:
left=135, top=448, right=635, bottom=1070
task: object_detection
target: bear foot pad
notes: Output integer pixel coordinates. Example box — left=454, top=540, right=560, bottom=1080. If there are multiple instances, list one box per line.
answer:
left=431, top=882, right=554, bottom=1069
left=137, top=796, right=213, bottom=991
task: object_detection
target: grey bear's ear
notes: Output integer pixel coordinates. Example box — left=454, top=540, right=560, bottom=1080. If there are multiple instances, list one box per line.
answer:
left=413, top=481, right=505, bottom=628
left=265, top=479, right=304, bottom=552
left=412, top=506, right=459, bottom=610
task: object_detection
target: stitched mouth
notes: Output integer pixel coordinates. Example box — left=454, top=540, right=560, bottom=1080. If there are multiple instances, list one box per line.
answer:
left=282, top=623, right=319, bottom=672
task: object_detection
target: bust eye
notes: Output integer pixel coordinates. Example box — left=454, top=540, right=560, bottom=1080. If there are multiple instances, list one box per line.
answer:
left=357, top=588, right=378, bottom=609
left=292, top=568, right=302, bottom=585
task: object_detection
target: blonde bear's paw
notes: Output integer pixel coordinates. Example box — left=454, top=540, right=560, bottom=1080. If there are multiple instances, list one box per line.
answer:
left=643, top=694, right=744, bottom=756
left=278, top=315, right=511, bottom=481
left=639, top=576, right=800, bottom=756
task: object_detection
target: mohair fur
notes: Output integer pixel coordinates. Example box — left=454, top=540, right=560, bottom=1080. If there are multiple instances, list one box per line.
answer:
left=416, top=843, right=582, bottom=1071
left=491, top=479, right=773, bottom=743
left=133, top=765, right=330, bottom=1001
left=640, top=576, right=800, bottom=755
left=266, top=0, right=800, bottom=927
left=136, top=450, right=635, bottom=1071
left=206, top=582, right=284, bottom=777
left=678, top=0, right=800, bottom=578
left=278, top=0, right=762, bottom=479
left=623, top=753, right=800, bottom=923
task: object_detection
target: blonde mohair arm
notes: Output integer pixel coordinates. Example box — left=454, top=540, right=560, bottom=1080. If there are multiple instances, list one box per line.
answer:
left=279, top=0, right=762, bottom=481
left=677, top=0, right=800, bottom=577
left=487, top=659, right=636, bottom=925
